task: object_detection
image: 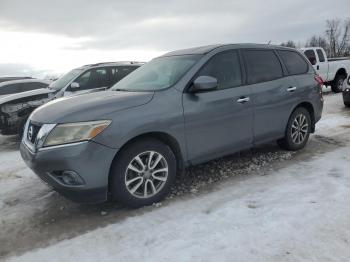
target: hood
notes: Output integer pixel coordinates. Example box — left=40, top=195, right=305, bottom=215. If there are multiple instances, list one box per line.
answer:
left=0, top=88, right=54, bottom=105
left=30, top=90, right=154, bottom=124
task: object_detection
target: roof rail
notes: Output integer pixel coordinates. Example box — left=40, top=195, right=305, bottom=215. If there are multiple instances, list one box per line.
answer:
left=85, top=61, right=145, bottom=67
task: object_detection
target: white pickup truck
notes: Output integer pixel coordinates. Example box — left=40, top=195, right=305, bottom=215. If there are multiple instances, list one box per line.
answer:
left=300, top=47, right=350, bottom=93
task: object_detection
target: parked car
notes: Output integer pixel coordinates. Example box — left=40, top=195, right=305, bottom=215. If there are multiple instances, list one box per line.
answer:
left=0, top=79, right=50, bottom=98
left=0, top=62, right=143, bottom=135
left=20, top=44, right=324, bottom=207
left=301, top=47, right=350, bottom=93
left=0, top=76, right=33, bottom=83
left=343, top=75, right=350, bottom=107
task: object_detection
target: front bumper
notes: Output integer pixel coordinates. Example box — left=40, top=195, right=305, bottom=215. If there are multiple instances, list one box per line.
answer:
left=20, top=140, right=118, bottom=203
left=343, top=88, right=350, bottom=103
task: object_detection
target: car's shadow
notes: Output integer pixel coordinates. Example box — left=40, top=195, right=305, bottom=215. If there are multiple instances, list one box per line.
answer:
left=0, top=134, right=21, bottom=152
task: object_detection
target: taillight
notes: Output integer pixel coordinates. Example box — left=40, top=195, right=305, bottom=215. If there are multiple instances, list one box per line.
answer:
left=314, top=75, right=323, bottom=96
left=314, top=75, right=323, bottom=86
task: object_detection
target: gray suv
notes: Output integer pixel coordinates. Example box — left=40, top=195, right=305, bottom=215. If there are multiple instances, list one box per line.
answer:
left=20, top=44, right=324, bottom=207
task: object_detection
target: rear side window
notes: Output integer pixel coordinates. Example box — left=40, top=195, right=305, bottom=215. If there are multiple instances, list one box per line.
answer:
left=278, top=50, right=309, bottom=75
left=316, top=49, right=325, bottom=62
left=111, top=66, right=138, bottom=84
left=74, top=68, right=110, bottom=90
left=244, top=50, right=283, bottom=84
left=197, top=50, right=242, bottom=89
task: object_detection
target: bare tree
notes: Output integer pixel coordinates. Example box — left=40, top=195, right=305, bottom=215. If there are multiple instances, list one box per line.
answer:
left=338, top=18, right=350, bottom=56
left=306, top=35, right=328, bottom=52
left=306, top=35, right=327, bottom=48
left=325, top=18, right=350, bottom=57
left=280, top=40, right=296, bottom=48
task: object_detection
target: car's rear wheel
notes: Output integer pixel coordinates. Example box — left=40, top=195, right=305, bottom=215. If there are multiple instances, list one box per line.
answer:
left=110, top=138, right=176, bottom=208
left=344, top=102, right=350, bottom=108
left=278, top=107, right=311, bottom=151
left=331, top=75, right=345, bottom=93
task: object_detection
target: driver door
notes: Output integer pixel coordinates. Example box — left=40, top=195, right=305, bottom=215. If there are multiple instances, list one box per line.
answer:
left=183, top=50, right=254, bottom=164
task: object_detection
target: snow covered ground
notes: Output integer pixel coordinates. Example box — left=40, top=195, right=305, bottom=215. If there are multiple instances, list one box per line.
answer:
left=1, top=92, right=350, bottom=261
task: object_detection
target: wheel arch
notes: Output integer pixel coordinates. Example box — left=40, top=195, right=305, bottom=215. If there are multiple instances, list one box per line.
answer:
left=290, top=102, right=316, bottom=133
left=335, top=68, right=347, bottom=78
left=107, top=131, right=185, bottom=195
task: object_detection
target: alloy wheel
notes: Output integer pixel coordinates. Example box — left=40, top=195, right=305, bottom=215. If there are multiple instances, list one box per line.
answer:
left=338, top=78, right=344, bottom=91
left=291, top=114, right=309, bottom=144
left=125, top=151, right=168, bottom=199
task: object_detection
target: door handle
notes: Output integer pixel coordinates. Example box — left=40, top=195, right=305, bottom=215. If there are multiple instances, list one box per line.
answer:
left=237, top=97, right=250, bottom=103
left=287, top=87, right=297, bottom=92
left=317, top=65, right=320, bottom=70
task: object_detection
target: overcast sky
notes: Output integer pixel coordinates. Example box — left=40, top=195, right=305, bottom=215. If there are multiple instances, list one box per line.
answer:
left=0, top=0, right=349, bottom=78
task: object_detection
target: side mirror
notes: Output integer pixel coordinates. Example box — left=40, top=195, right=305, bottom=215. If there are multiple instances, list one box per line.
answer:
left=190, top=76, right=218, bottom=93
left=70, top=82, right=80, bottom=90
left=309, top=57, right=317, bottom=65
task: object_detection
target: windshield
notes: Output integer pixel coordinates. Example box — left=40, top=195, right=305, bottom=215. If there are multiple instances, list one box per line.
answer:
left=111, top=55, right=201, bottom=91
left=49, top=69, right=83, bottom=90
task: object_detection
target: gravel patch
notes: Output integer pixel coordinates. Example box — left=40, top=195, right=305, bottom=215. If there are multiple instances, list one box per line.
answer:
left=169, top=144, right=294, bottom=198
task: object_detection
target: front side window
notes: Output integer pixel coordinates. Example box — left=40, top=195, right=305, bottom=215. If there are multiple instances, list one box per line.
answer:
left=278, top=50, right=309, bottom=75
left=49, top=69, right=83, bottom=90
left=74, top=68, right=109, bottom=90
left=244, top=50, right=283, bottom=84
left=111, top=55, right=201, bottom=91
left=196, top=50, right=242, bottom=90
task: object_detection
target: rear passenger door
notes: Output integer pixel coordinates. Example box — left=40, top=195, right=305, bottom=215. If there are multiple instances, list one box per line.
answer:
left=243, top=49, right=299, bottom=144
left=183, top=50, right=254, bottom=164
left=278, top=49, right=316, bottom=112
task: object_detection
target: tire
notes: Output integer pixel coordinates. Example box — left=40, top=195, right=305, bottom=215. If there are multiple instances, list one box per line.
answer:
left=331, top=75, right=346, bottom=93
left=345, top=102, right=350, bottom=108
left=110, top=138, right=177, bottom=208
left=278, top=107, right=312, bottom=151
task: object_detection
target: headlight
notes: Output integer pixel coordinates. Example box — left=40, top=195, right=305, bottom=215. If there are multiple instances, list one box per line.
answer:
left=43, top=120, right=111, bottom=147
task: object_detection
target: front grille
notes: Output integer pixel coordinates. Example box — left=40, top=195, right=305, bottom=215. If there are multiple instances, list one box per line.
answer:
left=27, top=122, right=41, bottom=144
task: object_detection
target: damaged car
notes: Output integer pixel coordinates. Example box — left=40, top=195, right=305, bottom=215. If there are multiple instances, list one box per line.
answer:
left=0, top=79, right=52, bottom=135
left=0, top=78, right=51, bottom=97
left=0, top=61, right=144, bottom=136
left=0, top=76, right=34, bottom=83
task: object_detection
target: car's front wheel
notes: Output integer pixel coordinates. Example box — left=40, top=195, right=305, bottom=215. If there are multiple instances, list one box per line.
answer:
left=110, top=138, right=177, bottom=208
left=278, top=107, right=312, bottom=151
